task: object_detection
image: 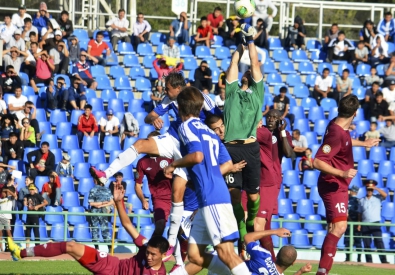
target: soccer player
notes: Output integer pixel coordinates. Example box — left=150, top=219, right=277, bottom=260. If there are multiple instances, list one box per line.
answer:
left=90, top=72, right=221, bottom=258
left=163, top=86, right=251, bottom=275
left=8, top=183, right=169, bottom=275
left=223, top=23, right=264, bottom=245
left=314, top=95, right=380, bottom=275
left=135, top=130, right=173, bottom=237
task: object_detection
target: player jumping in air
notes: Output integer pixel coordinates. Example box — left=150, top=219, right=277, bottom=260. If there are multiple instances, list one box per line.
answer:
left=314, top=95, right=380, bottom=275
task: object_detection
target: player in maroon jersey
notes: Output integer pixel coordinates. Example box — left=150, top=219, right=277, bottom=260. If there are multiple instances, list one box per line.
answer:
left=314, top=95, right=380, bottom=275
left=135, top=131, right=173, bottom=237
left=8, top=183, right=169, bottom=275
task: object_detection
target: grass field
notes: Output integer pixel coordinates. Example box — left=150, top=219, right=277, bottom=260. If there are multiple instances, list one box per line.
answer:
left=0, top=261, right=394, bottom=275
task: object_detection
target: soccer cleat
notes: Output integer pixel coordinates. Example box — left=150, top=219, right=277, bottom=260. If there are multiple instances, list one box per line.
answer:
left=89, top=166, right=108, bottom=185
left=7, top=237, right=21, bottom=261
left=162, top=245, right=175, bottom=262
left=240, top=23, right=255, bottom=37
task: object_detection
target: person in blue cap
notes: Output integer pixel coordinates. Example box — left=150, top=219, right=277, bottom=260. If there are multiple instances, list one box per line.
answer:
left=99, top=108, right=120, bottom=149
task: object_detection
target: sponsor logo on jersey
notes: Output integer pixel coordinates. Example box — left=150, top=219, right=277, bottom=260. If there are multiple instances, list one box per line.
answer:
left=159, top=160, right=169, bottom=168
left=322, top=144, right=331, bottom=154
left=272, top=135, right=277, bottom=144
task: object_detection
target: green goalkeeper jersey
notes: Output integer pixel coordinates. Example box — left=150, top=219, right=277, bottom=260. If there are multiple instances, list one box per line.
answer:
left=223, top=78, right=264, bottom=142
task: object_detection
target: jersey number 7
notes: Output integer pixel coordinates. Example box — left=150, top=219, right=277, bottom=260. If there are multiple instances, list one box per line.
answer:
left=202, top=134, right=219, bottom=166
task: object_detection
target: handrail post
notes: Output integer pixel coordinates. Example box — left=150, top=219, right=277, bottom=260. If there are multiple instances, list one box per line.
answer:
left=349, top=221, right=354, bottom=261
left=64, top=212, right=68, bottom=241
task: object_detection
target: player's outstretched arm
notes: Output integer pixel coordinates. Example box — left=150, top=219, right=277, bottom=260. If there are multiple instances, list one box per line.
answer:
left=313, top=158, right=357, bottom=179
left=226, top=44, right=244, bottom=83
left=352, top=138, right=380, bottom=148
left=293, top=263, right=312, bottom=275
left=145, top=110, right=164, bottom=130
left=163, top=152, right=204, bottom=178
left=244, top=228, right=290, bottom=245
left=248, top=43, right=263, bottom=82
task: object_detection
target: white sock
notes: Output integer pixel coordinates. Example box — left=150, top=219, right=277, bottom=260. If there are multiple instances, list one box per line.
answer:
left=231, top=262, right=251, bottom=275
left=208, top=255, right=231, bottom=274
left=105, top=145, right=139, bottom=178
left=174, top=239, right=184, bottom=266
left=168, top=202, right=184, bottom=247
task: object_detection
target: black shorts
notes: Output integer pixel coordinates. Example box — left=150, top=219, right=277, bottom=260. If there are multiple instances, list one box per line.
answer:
left=225, top=141, right=260, bottom=194
left=82, top=77, right=95, bottom=87
left=32, top=77, right=51, bottom=85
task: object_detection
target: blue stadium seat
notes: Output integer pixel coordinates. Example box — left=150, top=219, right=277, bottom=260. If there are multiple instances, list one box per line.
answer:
left=62, top=191, right=81, bottom=210
left=49, top=109, right=67, bottom=126
left=312, top=230, right=326, bottom=248
left=60, top=177, right=74, bottom=193
left=45, top=206, right=64, bottom=224
left=124, top=180, right=136, bottom=196
left=180, top=44, right=193, bottom=57
left=109, top=150, right=123, bottom=163
left=353, top=87, right=366, bottom=101
left=301, top=97, right=317, bottom=110
left=291, top=229, right=310, bottom=248
left=204, top=57, right=218, bottom=70
left=306, top=40, right=322, bottom=52
left=390, top=148, right=395, bottom=162
left=272, top=49, right=289, bottom=62
left=68, top=206, right=87, bottom=225
left=282, top=170, right=300, bottom=187
left=278, top=186, right=286, bottom=199
left=356, top=63, right=371, bottom=76
left=13, top=220, right=25, bottom=241
left=117, top=226, right=133, bottom=243
left=350, top=172, right=362, bottom=189
left=366, top=172, right=384, bottom=188
left=368, top=146, right=387, bottom=164
left=328, top=107, right=338, bottom=120
left=127, top=194, right=143, bottom=210
left=35, top=108, right=47, bottom=122
left=123, top=54, right=140, bottom=67
left=73, top=29, right=89, bottom=40
left=135, top=77, right=152, bottom=91
left=140, top=225, right=155, bottom=239
left=305, top=74, right=317, bottom=87
left=19, top=72, right=29, bottom=85
left=86, top=89, right=98, bottom=99
left=103, top=136, right=121, bottom=153
left=88, top=149, right=106, bottom=165
left=268, top=37, right=282, bottom=50
left=286, top=74, right=302, bottom=86
left=50, top=223, right=70, bottom=241
left=307, top=106, right=324, bottom=122
left=150, top=32, right=167, bottom=45
left=67, top=149, right=85, bottom=165
left=317, top=63, right=334, bottom=74
left=82, top=135, right=100, bottom=153
left=69, top=110, right=83, bottom=126
left=100, top=89, right=117, bottom=102
left=22, top=85, right=35, bottom=96
left=290, top=106, right=304, bottom=120
left=108, top=98, right=125, bottom=113
left=304, top=214, right=323, bottom=233
left=123, top=137, right=138, bottom=150
left=78, top=177, right=95, bottom=195
left=310, top=50, right=326, bottom=63
left=118, top=42, right=135, bottom=55
left=118, top=90, right=134, bottom=102
left=376, top=64, right=385, bottom=76
left=195, top=46, right=211, bottom=58
left=354, top=109, right=365, bottom=123
left=278, top=198, right=293, bottom=216
left=137, top=43, right=154, bottom=56
left=283, top=213, right=302, bottom=230
left=91, top=65, right=106, bottom=77
left=89, top=98, right=104, bottom=112
left=304, top=132, right=318, bottom=145
left=109, top=65, right=126, bottom=78
left=61, top=135, right=79, bottom=151
left=96, top=163, right=109, bottom=171
left=73, top=223, right=92, bottom=242
left=288, top=185, right=306, bottom=202
left=293, top=119, right=310, bottom=133
left=149, top=68, right=158, bottom=79
left=133, top=111, right=148, bottom=125
left=183, top=57, right=198, bottom=70
left=220, top=59, right=230, bottom=72
left=357, top=159, right=374, bottom=177
left=320, top=98, right=337, bottom=112
left=51, top=148, right=63, bottom=164
left=41, top=134, right=58, bottom=148
left=55, top=122, right=72, bottom=139
left=337, top=63, right=355, bottom=77
left=386, top=174, right=395, bottom=191
left=352, top=147, right=367, bottom=163
left=298, top=61, right=315, bottom=75
left=314, top=119, right=329, bottom=136
left=261, top=59, right=277, bottom=74
left=35, top=176, right=49, bottom=191
left=212, top=35, right=223, bottom=47
left=309, top=186, right=321, bottom=203
left=303, top=170, right=319, bottom=188
left=292, top=50, right=309, bottom=62
left=133, top=209, right=153, bottom=226
left=23, top=147, right=38, bottom=163
left=128, top=66, right=145, bottom=80
left=266, top=73, right=284, bottom=86
left=317, top=200, right=326, bottom=217
left=211, top=68, right=220, bottom=84
left=281, top=157, right=292, bottom=171
left=95, top=75, right=113, bottom=90
left=279, top=60, right=296, bottom=74
left=114, top=111, right=124, bottom=122
left=296, top=199, right=315, bottom=217
left=382, top=202, right=395, bottom=220
left=139, top=125, right=156, bottom=139
left=214, top=47, right=231, bottom=59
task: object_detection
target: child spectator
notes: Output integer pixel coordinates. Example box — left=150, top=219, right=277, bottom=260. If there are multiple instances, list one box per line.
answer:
left=353, top=41, right=369, bottom=68
left=56, top=154, right=74, bottom=178
left=0, top=188, right=14, bottom=251
left=41, top=171, right=61, bottom=206
left=364, top=122, right=380, bottom=140
left=2, top=65, right=23, bottom=93
left=17, top=176, right=34, bottom=210
left=348, top=122, right=359, bottom=139
left=150, top=79, right=166, bottom=109
left=273, top=86, right=295, bottom=124
left=68, top=78, right=87, bottom=111
left=99, top=109, right=120, bottom=148
left=299, top=148, right=314, bottom=172
left=365, top=68, right=383, bottom=86
left=76, top=104, right=98, bottom=146
left=336, top=69, right=353, bottom=100
left=194, top=16, right=213, bottom=47
left=369, top=92, right=390, bottom=122
left=0, top=114, right=18, bottom=141
left=328, top=31, right=355, bottom=62
left=359, top=19, right=377, bottom=49
left=67, top=36, right=80, bottom=63
left=370, top=35, right=389, bottom=67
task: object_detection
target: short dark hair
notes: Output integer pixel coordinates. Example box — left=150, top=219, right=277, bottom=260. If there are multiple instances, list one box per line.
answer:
left=4, top=14, right=11, bottom=19
left=26, top=176, right=34, bottom=182
left=276, top=245, right=297, bottom=269
left=376, top=91, right=384, bottom=98
left=165, top=72, right=186, bottom=89
left=15, top=86, right=22, bottom=91
left=9, top=132, right=18, bottom=138
left=147, top=131, right=161, bottom=138
left=61, top=10, right=69, bottom=16
left=293, top=129, right=300, bottom=135
left=25, top=101, right=33, bottom=106
left=257, top=18, right=264, bottom=24
left=57, top=76, right=65, bottom=82
left=30, top=42, right=38, bottom=47
left=24, top=18, right=32, bottom=23
left=200, top=16, right=207, bottom=22
left=343, top=69, right=350, bottom=74
left=306, top=147, right=312, bottom=151
left=338, top=95, right=359, bottom=118
left=138, top=12, right=144, bottom=16
left=41, top=141, right=50, bottom=147
left=332, top=23, right=338, bottom=27
left=385, top=11, right=392, bottom=17
left=280, top=86, right=287, bottom=93
left=205, top=114, right=223, bottom=126
left=371, top=122, right=377, bottom=126
left=118, top=8, right=126, bottom=13
left=214, top=7, right=222, bottom=12
left=96, top=31, right=104, bottom=37
left=147, top=235, right=169, bottom=254
left=338, top=31, right=345, bottom=36
left=372, top=81, right=380, bottom=86
left=84, top=104, right=93, bottom=110
left=322, top=68, right=330, bottom=73
left=29, top=32, right=37, bottom=37
left=114, top=172, right=123, bottom=178
left=177, top=86, right=204, bottom=118
left=358, top=41, right=364, bottom=45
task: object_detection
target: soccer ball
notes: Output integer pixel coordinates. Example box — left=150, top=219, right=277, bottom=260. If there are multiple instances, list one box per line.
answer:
left=234, top=0, right=256, bottom=19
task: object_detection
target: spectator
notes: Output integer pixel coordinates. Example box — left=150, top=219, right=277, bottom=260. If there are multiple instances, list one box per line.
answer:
left=23, top=42, right=41, bottom=79
left=39, top=27, right=64, bottom=52
left=324, top=23, right=340, bottom=46
left=170, top=12, right=190, bottom=45
left=215, top=88, right=225, bottom=110
left=292, top=129, right=308, bottom=157
left=363, top=81, right=381, bottom=117
left=389, top=101, right=395, bottom=117
left=99, top=109, right=120, bottom=148
left=345, top=185, right=362, bottom=262
left=87, top=31, right=110, bottom=66
left=162, top=36, right=180, bottom=59
left=8, top=86, right=27, bottom=115
left=0, top=188, right=14, bottom=249
left=378, top=119, right=395, bottom=148
left=68, top=78, right=87, bottom=110
left=41, top=171, right=61, bottom=206
left=16, top=101, right=42, bottom=139
left=224, top=16, right=242, bottom=47
left=57, top=10, right=73, bottom=39
left=152, top=57, right=183, bottom=80
left=106, top=9, right=131, bottom=51
left=0, top=92, right=7, bottom=116
left=32, top=2, right=51, bottom=35
left=353, top=41, right=369, bottom=68
left=19, top=118, right=36, bottom=148
left=201, top=87, right=210, bottom=95
left=284, top=20, right=306, bottom=50
left=384, top=53, right=395, bottom=85
left=253, top=18, right=267, bottom=49
left=16, top=176, right=34, bottom=211
left=76, top=104, right=98, bottom=145
left=132, top=13, right=151, bottom=51
left=358, top=180, right=389, bottom=264
left=150, top=79, right=166, bottom=109
left=108, top=172, right=127, bottom=196
left=49, top=36, right=69, bottom=75
left=273, top=86, right=295, bottom=124
left=348, top=122, right=358, bottom=140
left=46, top=77, right=68, bottom=111
left=55, top=154, right=73, bottom=178
left=207, top=7, right=224, bottom=37
left=71, top=50, right=98, bottom=91
left=336, top=69, right=353, bottom=100
left=21, top=18, right=38, bottom=44
left=382, top=79, right=395, bottom=103
left=365, top=68, right=383, bottom=86
left=370, top=35, right=389, bottom=67
left=3, top=132, right=24, bottom=164
left=27, top=141, right=55, bottom=178
left=253, top=0, right=277, bottom=33
left=364, top=122, right=380, bottom=140
left=194, top=16, right=213, bottom=47
left=67, top=36, right=80, bottom=63
left=88, top=179, right=114, bottom=250
left=2, top=65, right=23, bottom=94
left=328, top=31, right=355, bottom=62
left=369, top=92, right=389, bottom=122
left=377, top=11, right=395, bottom=42
left=12, top=5, right=32, bottom=29
left=0, top=15, right=17, bottom=45
left=7, top=30, right=26, bottom=51
left=359, top=19, right=377, bottom=49
left=298, top=148, right=314, bottom=172
left=2, top=47, right=28, bottom=74
left=29, top=50, right=54, bottom=93
left=218, top=71, right=226, bottom=90
left=0, top=114, right=18, bottom=141
left=193, top=60, right=212, bottom=91
left=120, top=112, right=139, bottom=145
left=39, top=20, right=57, bottom=43
left=24, top=183, right=48, bottom=248
left=313, top=68, right=333, bottom=104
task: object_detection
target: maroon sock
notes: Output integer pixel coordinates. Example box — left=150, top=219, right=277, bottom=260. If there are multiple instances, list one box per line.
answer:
left=180, top=238, right=189, bottom=262
left=259, top=236, right=276, bottom=261
left=21, top=242, right=67, bottom=258
left=317, top=233, right=340, bottom=275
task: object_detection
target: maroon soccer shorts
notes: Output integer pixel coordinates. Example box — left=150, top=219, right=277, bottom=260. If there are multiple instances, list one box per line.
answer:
left=153, top=198, right=172, bottom=222
left=78, top=246, right=120, bottom=275
left=257, top=185, right=280, bottom=219
left=320, top=190, right=348, bottom=223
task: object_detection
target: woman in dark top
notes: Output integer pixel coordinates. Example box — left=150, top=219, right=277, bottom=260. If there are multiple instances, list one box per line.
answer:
left=0, top=114, right=18, bottom=141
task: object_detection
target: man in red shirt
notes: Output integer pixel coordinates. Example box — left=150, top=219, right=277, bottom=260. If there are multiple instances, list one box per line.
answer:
left=41, top=171, right=61, bottom=206
left=194, top=16, right=213, bottom=47
left=77, top=104, right=98, bottom=146
left=87, top=31, right=110, bottom=66
left=135, top=131, right=172, bottom=237
left=8, top=183, right=169, bottom=275
left=314, top=95, right=380, bottom=275
left=207, top=7, right=224, bottom=37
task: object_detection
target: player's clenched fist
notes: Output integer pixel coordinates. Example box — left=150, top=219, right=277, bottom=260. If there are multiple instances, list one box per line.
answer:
left=275, top=228, right=291, bottom=237
left=342, top=168, right=357, bottom=179
left=163, top=165, right=175, bottom=179
left=152, top=117, right=164, bottom=130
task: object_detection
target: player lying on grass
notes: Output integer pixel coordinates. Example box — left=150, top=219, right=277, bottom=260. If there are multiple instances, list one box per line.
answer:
left=8, top=182, right=169, bottom=275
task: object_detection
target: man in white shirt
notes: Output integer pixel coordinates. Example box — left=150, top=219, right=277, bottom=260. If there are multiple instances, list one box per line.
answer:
left=313, top=68, right=334, bottom=104
left=12, top=5, right=32, bottom=29
left=214, top=88, right=225, bottom=110
left=253, top=0, right=277, bottom=33
left=162, top=36, right=180, bottom=59
left=106, top=9, right=131, bottom=51
left=379, top=119, right=395, bottom=148
left=132, top=13, right=151, bottom=51
left=292, top=129, right=308, bottom=157
left=21, top=18, right=38, bottom=43
left=99, top=109, right=120, bottom=148
left=7, top=86, right=27, bottom=115
left=382, top=80, right=395, bottom=103
left=6, top=30, right=26, bottom=51
left=0, top=15, right=17, bottom=45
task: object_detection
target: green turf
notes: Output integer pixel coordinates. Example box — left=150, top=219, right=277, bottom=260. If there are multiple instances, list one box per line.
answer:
left=0, top=260, right=393, bottom=275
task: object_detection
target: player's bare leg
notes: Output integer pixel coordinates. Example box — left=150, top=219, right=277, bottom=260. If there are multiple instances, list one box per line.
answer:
left=153, top=219, right=166, bottom=237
